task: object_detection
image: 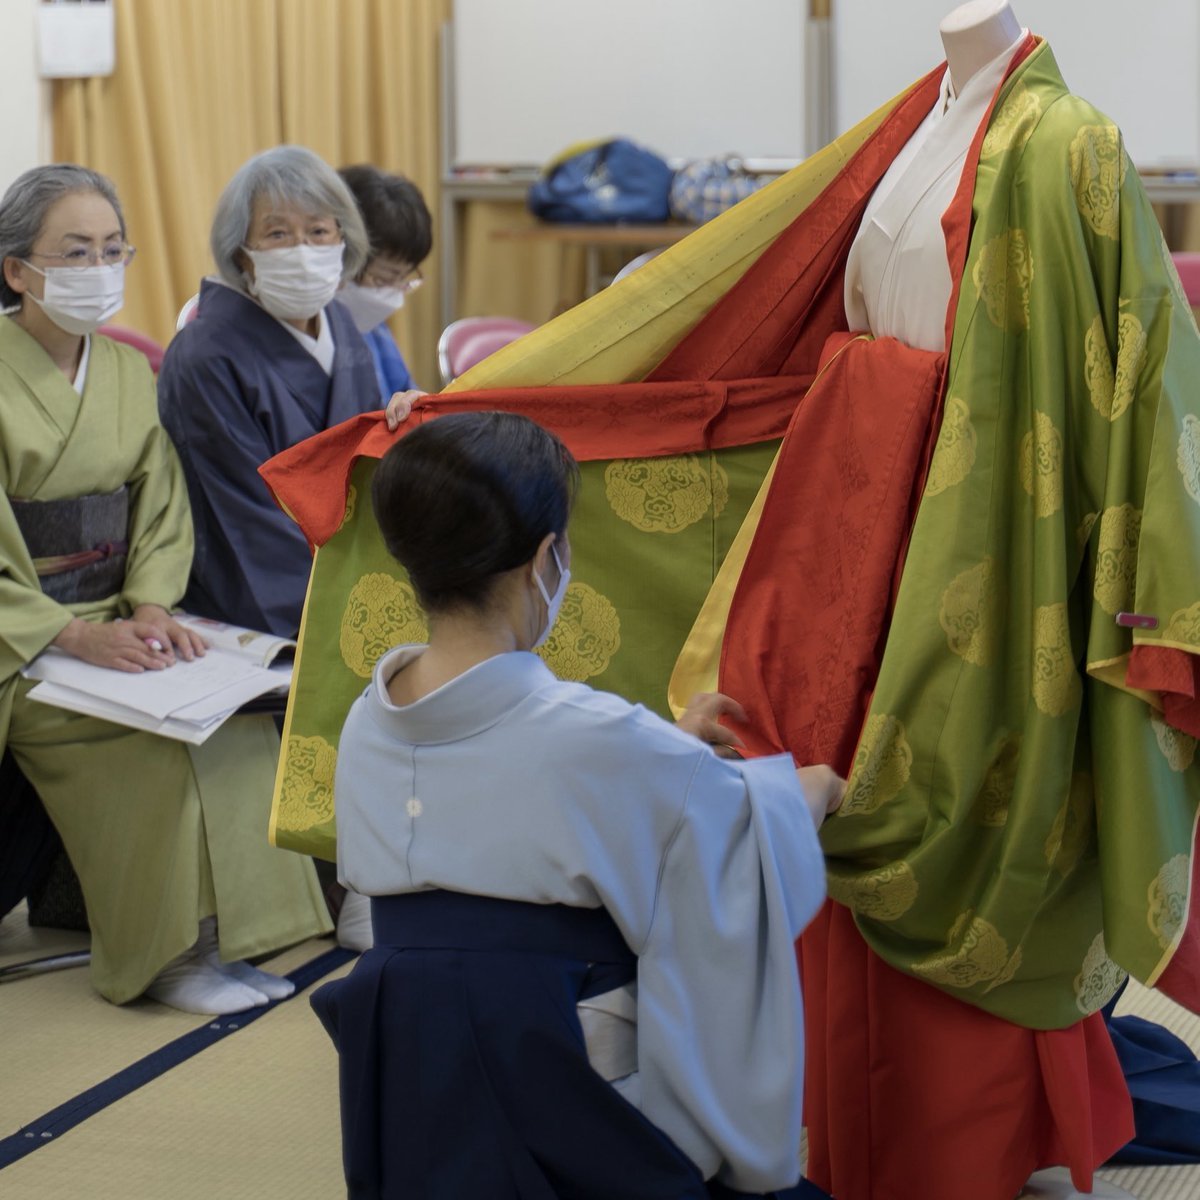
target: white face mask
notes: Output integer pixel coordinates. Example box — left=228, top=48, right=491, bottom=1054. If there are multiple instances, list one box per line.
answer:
left=337, top=280, right=406, bottom=334
left=244, top=242, right=345, bottom=321
left=21, top=261, right=125, bottom=336
left=532, top=544, right=570, bottom=650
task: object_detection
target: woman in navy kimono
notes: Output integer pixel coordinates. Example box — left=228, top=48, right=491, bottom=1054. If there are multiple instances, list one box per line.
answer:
left=313, top=411, right=841, bottom=1199
left=157, top=146, right=414, bottom=638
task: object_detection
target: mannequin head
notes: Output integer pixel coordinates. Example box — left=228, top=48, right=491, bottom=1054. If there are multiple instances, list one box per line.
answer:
left=939, top=1, right=1022, bottom=95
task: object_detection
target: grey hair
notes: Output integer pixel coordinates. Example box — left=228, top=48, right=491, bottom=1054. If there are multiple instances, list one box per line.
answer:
left=209, top=145, right=369, bottom=288
left=0, top=164, right=125, bottom=308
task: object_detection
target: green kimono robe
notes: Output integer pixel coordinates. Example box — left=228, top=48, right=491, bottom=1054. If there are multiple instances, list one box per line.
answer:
left=812, top=46, right=1200, bottom=1029
left=263, top=42, right=1199, bottom=1033
left=0, top=317, right=330, bottom=1004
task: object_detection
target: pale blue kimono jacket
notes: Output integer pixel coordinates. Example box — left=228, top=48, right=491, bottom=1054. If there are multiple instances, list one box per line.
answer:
left=334, top=646, right=827, bottom=1192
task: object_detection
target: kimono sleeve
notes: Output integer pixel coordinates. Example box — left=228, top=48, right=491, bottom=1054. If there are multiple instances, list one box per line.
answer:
left=635, top=750, right=826, bottom=1192
left=0, top=489, right=73, bottom=682
left=159, top=349, right=312, bottom=635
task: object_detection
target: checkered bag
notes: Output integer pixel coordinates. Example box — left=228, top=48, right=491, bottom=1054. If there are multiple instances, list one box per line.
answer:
left=669, top=156, right=768, bottom=224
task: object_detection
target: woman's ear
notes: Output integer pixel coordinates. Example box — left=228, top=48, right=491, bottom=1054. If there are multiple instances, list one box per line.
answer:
left=531, top=531, right=557, bottom=577
left=3, top=257, right=30, bottom=297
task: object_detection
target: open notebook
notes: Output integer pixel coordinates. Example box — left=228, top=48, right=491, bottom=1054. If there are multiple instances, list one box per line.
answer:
left=21, top=614, right=294, bottom=745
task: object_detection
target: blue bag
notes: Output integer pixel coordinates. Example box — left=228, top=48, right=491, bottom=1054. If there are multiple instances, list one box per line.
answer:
left=527, top=138, right=674, bottom=224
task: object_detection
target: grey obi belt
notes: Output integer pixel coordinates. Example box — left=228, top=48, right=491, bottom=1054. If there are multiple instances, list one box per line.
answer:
left=10, top=487, right=130, bottom=604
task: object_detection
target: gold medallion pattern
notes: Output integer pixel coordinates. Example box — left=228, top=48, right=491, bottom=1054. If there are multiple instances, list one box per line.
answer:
left=912, top=911, right=1014, bottom=990
left=1074, top=932, right=1126, bottom=1015
left=939, top=558, right=1000, bottom=667
left=827, top=861, right=920, bottom=922
left=1032, top=603, right=1081, bottom=717
left=1162, top=602, right=1200, bottom=649
left=981, top=82, right=1042, bottom=159
left=278, top=735, right=337, bottom=834
left=1044, top=773, right=1093, bottom=878
left=1147, top=854, right=1190, bottom=951
left=340, top=573, right=428, bottom=679
left=972, top=229, right=1034, bottom=332
left=1084, top=316, right=1115, bottom=419
left=840, top=714, right=912, bottom=817
left=1068, top=124, right=1126, bottom=240
left=1178, top=415, right=1200, bottom=506
left=1092, top=504, right=1142, bottom=616
left=974, top=733, right=1022, bottom=828
left=605, top=455, right=728, bottom=533
left=537, top=582, right=621, bottom=680
left=1018, top=411, right=1064, bottom=518
left=340, top=484, right=358, bottom=530
left=1077, top=511, right=1099, bottom=548
left=1151, top=715, right=1198, bottom=773
left=925, top=397, right=977, bottom=497
left=1113, top=313, right=1148, bottom=420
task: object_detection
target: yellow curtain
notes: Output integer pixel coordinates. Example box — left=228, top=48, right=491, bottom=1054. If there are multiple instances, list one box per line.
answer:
left=53, top=0, right=451, bottom=389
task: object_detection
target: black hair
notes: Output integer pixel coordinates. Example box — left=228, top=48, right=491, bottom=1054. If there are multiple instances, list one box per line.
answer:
left=372, top=411, right=580, bottom=613
left=337, top=164, right=432, bottom=271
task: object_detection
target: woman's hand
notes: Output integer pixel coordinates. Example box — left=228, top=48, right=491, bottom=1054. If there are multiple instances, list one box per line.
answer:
left=385, top=389, right=424, bottom=431
left=52, top=615, right=176, bottom=673
left=676, top=692, right=747, bottom=758
left=796, top=764, right=847, bottom=830
left=132, top=604, right=208, bottom=664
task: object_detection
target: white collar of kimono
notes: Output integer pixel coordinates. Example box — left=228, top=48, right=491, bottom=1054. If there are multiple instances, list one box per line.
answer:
left=72, top=333, right=91, bottom=394
left=369, top=645, right=557, bottom=744
left=275, top=306, right=335, bottom=376
left=865, top=28, right=1027, bottom=226
left=204, top=274, right=335, bottom=375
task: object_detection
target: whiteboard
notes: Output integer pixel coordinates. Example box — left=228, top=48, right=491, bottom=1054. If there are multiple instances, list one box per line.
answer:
left=452, top=0, right=806, bottom=167
left=832, top=0, right=1200, bottom=169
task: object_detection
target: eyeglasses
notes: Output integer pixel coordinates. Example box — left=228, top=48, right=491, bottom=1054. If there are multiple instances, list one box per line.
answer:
left=361, top=264, right=424, bottom=294
left=27, top=243, right=137, bottom=268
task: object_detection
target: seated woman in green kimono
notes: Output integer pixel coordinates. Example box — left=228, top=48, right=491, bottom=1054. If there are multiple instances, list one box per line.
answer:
left=0, top=164, right=331, bottom=1014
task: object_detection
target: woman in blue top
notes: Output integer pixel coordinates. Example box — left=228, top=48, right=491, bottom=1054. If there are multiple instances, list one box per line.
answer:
left=336, top=164, right=430, bottom=402
left=314, top=411, right=841, bottom=1199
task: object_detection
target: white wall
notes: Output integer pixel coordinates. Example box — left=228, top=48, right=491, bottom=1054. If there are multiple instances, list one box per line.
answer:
left=452, top=0, right=807, bottom=168
left=0, top=0, right=52, bottom=194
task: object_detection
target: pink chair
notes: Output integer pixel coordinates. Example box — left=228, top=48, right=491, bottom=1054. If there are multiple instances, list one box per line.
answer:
left=437, top=317, right=536, bottom=385
left=1171, top=252, right=1200, bottom=307
left=98, top=324, right=166, bottom=374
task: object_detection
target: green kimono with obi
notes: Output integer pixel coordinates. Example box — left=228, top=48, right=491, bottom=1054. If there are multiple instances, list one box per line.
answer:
left=0, top=317, right=330, bottom=1004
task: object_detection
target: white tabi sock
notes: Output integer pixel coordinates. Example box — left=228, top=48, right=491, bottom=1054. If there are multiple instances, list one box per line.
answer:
left=146, top=952, right=269, bottom=1014
left=210, top=959, right=295, bottom=1001
left=197, top=915, right=295, bottom=1001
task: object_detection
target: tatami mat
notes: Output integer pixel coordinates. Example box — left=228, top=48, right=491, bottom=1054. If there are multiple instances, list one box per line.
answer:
left=4, top=900, right=1200, bottom=1200
left=1, top=955, right=352, bottom=1200
left=0, top=902, right=88, bottom=969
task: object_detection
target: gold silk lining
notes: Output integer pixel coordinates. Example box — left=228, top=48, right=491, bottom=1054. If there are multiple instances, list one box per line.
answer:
left=667, top=450, right=782, bottom=717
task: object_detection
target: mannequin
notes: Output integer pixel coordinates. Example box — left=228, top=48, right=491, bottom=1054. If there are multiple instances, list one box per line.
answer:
left=844, top=0, right=1026, bottom=351
left=940, top=0, right=1022, bottom=96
